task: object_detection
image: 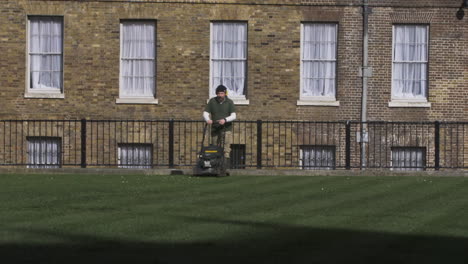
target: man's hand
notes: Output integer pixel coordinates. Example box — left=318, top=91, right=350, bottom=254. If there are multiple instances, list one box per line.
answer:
left=218, top=119, right=226, bottom=125
left=206, top=120, right=213, bottom=125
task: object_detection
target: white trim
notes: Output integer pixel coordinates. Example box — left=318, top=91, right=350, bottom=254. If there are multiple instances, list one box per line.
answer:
left=116, top=97, right=159, bottom=104
left=388, top=100, right=431, bottom=108
left=297, top=99, right=340, bottom=106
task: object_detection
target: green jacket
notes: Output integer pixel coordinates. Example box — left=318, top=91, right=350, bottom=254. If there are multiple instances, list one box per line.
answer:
left=205, top=96, right=236, bottom=131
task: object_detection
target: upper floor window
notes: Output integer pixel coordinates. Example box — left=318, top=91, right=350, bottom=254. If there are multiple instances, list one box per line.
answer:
left=299, top=23, right=338, bottom=106
left=210, top=22, right=248, bottom=104
left=390, top=25, right=430, bottom=107
left=27, top=17, right=63, bottom=98
left=118, top=21, right=157, bottom=104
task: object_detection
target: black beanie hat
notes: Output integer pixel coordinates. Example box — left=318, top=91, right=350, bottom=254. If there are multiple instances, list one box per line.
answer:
left=215, top=84, right=227, bottom=94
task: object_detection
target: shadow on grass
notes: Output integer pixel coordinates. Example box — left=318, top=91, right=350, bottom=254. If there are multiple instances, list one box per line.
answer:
left=2, top=217, right=468, bottom=264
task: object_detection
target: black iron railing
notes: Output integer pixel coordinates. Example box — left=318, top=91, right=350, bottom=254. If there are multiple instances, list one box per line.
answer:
left=0, top=119, right=467, bottom=170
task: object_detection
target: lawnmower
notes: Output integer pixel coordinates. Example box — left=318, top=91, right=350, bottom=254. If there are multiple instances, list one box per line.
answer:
left=193, top=123, right=228, bottom=177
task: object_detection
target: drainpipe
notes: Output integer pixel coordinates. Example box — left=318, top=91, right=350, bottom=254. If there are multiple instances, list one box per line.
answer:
left=360, top=0, right=371, bottom=169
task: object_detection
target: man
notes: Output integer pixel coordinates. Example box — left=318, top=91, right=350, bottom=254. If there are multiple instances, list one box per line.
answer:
left=203, top=84, right=236, bottom=168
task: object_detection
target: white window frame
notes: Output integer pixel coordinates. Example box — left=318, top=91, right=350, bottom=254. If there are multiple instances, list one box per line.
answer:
left=117, top=20, right=158, bottom=105
left=209, top=22, right=249, bottom=105
left=298, top=23, right=339, bottom=106
left=25, top=16, right=64, bottom=99
left=27, top=137, right=62, bottom=168
left=118, top=143, right=153, bottom=169
left=299, top=145, right=336, bottom=170
left=391, top=147, right=426, bottom=171
left=389, top=24, right=430, bottom=108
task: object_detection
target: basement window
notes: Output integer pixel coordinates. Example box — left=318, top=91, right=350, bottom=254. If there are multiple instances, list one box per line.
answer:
left=391, top=147, right=426, bottom=171
left=27, top=137, right=62, bottom=168
left=300, top=145, right=336, bottom=170
left=118, top=143, right=153, bottom=168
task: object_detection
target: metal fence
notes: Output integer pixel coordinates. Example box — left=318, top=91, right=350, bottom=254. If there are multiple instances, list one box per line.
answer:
left=0, top=120, right=467, bottom=170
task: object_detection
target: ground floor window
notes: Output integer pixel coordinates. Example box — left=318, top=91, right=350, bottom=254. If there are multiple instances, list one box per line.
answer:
left=300, top=145, right=335, bottom=170
left=118, top=143, right=152, bottom=168
left=27, top=137, right=61, bottom=168
left=391, top=147, right=426, bottom=171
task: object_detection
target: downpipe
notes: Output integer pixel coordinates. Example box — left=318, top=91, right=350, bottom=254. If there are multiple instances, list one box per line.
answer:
left=360, top=0, right=371, bottom=169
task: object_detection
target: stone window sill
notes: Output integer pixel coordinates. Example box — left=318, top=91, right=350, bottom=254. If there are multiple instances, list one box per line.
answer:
left=206, top=97, right=249, bottom=105
left=25, top=92, right=65, bottom=99
left=297, top=99, right=340, bottom=106
left=388, top=100, right=431, bottom=108
left=116, top=98, right=159, bottom=104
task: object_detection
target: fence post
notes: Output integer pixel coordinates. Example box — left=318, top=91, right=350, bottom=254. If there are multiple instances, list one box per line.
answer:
left=345, top=121, right=351, bottom=170
left=80, top=119, right=87, bottom=168
left=169, top=119, right=174, bottom=168
left=434, top=121, right=440, bottom=171
left=257, top=120, right=262, bottom=169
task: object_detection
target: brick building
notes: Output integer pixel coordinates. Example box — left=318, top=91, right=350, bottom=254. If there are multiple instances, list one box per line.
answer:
left=0, top=0, right=466, bottom=169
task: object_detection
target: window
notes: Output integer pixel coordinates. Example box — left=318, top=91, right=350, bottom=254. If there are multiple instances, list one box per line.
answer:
left=299, top=23, right=338, bottom=106
left=230, top=144, right=246, bottom=169
left=210, top=22, right=248, bottom=104
left=391, top=147, right=426, bottom=171
left=390, top=25, right=430, bottom=107
left=118, top=144, right=152, bottom=168
left=27, top=137, right=61, bottom=168
left=27, top=17, right=63, bottom=98
left=300, top=146, right=335, bottom=170
left=118, top=21, right=157, bottom=104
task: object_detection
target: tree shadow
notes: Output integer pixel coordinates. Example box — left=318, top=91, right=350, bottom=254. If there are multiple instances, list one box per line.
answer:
left=2, top=216, right=468, bottom=264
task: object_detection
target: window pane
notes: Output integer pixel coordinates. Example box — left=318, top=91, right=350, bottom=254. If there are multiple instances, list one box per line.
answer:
left=29, top=17, right=63, bottom=90
left=303, top=24, right=337, bottom=60
left=301, top=24, right=337, bottom=98
left=211, top=23, right=247, bottom=96
left=392, top=25, right=428, bottom=99
left=302, top=61, right=336, bottom=96
left=121, top=22, right=156, bottom=97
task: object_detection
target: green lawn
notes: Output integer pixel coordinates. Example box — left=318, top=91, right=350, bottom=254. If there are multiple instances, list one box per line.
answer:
left=1, top=174, right=468, bottom=264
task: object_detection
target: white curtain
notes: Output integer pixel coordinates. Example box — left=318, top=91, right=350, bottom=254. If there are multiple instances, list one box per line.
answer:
left=392, top=148, right=424, bottom=171
left=121, top=22, right=155, bottom=97
left=302, top=146, right=335, bottom=170
left=392, top=25, right=428, bottom=99
left=118, top=144, right=152, bottom=168
left=27, top=138, right=61, bottom=168
left=302, top=24, right=337, bottom=97
left=211, top=23, right=247, bottom=97
left=29, top=18, right=62, bottom=90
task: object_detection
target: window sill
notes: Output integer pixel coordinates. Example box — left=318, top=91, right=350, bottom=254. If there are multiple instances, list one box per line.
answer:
left=25, top=92, right=64, bottom=99
left=116, top=98, right=159, bottom=104
left=297, top=99, right=340, bottom=106
left=388, top=100, right=431, bottom=108
left=206, top=98, right=250, bottom=105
